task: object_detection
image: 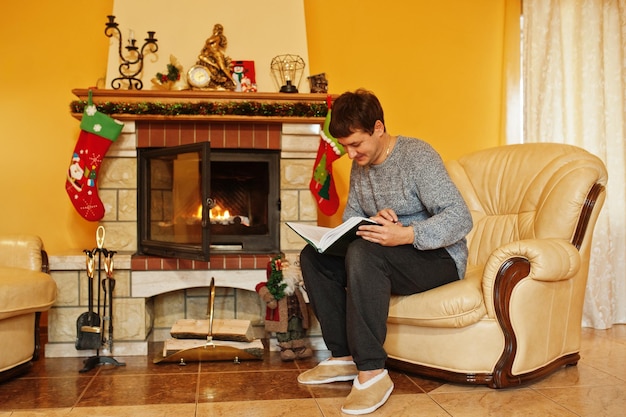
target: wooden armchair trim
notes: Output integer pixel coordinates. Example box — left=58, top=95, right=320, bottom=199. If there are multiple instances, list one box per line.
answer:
left=41, top=249, right=50, bottom=274
left=32, top=249, right=50, bottom=362
left=490, top=257, right=531, bottom=387
left=385, top=358, right=495, bottom=386
left=572, top=183, right=604, bottom=250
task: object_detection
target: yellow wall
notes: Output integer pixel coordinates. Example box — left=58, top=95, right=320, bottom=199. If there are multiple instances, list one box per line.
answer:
left=305, top=0, right=510, bottom=157
left=107, top=0, right=312, bottom=93
left=304, top=0, right=518, bottom=225
left=0, top=0, right=517, bottom=252
left=0, top=0, right=114, bottom=252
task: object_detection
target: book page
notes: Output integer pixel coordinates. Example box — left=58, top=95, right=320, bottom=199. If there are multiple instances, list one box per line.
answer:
left=286, top=222, right=333, bottom=248
left=287, top=217, right=378, bottom=254
left=319, top=217, right=376, bottom=248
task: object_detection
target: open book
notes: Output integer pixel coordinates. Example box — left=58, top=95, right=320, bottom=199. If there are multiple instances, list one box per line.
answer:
left=286, top=217, right=378, bottom=256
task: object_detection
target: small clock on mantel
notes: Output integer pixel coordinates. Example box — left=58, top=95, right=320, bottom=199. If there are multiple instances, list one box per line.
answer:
left=187, top=65, right=211, bottom=89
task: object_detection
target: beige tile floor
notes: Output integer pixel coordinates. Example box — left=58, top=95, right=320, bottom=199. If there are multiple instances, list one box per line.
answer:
left=0, top=325, right=624, bottom=416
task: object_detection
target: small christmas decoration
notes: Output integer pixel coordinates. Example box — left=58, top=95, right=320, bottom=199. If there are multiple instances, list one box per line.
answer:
left=255, top=256, right=312, bottom=361
left=65, top=90, right=123, bottom=221
left=310, top=97, right=346, bottom=215
left=152, top=55, right=186, bottom=90
left=70, top=100, right=328, bottom=118
left=231, top=60, right=257, bottom=92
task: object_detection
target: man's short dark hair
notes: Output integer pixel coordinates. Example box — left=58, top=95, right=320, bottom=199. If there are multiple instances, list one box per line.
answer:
left=329, top=89, right=385, bottom=138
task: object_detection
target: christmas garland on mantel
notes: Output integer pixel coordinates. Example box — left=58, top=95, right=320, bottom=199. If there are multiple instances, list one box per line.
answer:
left=70, top=99, right=329, bottom=118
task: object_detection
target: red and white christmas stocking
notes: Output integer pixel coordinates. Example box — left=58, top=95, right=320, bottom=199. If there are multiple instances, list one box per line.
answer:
left=65, top=91, right=124, bottom=221
left=309, top=104, right=346, bottom=216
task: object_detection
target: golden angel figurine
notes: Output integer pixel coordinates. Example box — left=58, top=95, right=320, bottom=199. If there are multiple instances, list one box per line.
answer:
left=196, top=24, right=236, bottom=90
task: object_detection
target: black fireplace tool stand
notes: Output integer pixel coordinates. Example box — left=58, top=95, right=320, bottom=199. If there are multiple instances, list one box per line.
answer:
left=79, top=228, right=125, bottom=373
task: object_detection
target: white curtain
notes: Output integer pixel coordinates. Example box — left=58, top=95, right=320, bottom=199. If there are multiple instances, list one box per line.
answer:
left=523, top=0, right=626, bottom=328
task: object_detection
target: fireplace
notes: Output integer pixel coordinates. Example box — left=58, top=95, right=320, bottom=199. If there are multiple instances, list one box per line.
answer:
left=45, top=90, right=329, bottom=358
left=64, top=89, right=330, bottom=262
left=138, top=144, right=280, bottom=260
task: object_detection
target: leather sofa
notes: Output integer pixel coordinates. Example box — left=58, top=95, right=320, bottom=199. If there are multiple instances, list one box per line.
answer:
left=0, top=235, right=57, bottom=382
left=384, top=143, right=608, bottom=388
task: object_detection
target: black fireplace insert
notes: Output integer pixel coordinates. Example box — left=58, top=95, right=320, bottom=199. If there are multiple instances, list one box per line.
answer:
left=138, top=143, right=280, bottom=260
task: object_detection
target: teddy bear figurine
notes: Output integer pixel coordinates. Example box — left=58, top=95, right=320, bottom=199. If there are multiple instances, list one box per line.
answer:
left=255, top=255, right=313, bottom=361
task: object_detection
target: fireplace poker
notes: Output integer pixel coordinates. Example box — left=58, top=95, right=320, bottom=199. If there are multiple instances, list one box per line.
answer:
left=103, top=251, right=117, bottom=353
left=101, top=261, right=109, bottom=351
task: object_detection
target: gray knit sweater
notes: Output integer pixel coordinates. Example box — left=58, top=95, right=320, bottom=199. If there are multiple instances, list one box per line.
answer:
left=343, top=136, right=473, bottom=279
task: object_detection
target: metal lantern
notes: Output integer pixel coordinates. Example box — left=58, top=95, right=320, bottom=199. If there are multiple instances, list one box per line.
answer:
left=270, top=54, right=305, bottom=93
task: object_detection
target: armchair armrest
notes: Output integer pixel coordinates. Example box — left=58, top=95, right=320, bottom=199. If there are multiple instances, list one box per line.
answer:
left=482, top=239, right=581, bottom=317
left=0, top=235, right=45, bottom=272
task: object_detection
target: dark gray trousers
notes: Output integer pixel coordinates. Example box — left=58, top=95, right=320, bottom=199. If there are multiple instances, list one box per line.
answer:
left=300, top=239, right=459, bottom=371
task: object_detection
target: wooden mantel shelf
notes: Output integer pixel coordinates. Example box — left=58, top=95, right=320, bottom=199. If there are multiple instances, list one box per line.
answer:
left=71, top=88, right=333, bottom=123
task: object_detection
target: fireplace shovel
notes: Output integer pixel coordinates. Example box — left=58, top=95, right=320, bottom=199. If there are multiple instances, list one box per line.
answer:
left=154, top=277, right=263, bottom=364
left=75, top=251, right=102, bottom=350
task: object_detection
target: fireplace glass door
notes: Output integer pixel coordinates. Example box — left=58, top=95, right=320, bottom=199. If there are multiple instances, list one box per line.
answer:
left=138, top=143, right=280, bottom=261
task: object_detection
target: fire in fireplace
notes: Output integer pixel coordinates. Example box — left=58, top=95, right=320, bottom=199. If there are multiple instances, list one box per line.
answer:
left=138, top=143, right=280, bottom=260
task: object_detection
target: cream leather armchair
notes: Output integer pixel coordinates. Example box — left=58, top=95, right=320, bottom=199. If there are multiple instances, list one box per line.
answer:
left=384, top=143, right=608, bottom=388
left=0, top=235, right=57, bottom=382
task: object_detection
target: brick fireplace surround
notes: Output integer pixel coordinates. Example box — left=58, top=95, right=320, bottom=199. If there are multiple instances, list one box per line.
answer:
left=46, top=90, right=328, bottom=358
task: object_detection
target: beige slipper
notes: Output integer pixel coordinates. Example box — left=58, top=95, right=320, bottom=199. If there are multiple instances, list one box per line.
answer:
left=297, top=359, right=358, bottom=385
left=341, top=370, right=394, bottom=415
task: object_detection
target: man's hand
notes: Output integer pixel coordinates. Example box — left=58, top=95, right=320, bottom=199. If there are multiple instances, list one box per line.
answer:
left=372, top=208, right=399, bottom=224
left=356, top=209, right=414, bottom=246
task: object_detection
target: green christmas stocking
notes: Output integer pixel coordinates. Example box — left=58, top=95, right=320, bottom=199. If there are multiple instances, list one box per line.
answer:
left=309, top=108, right=345, bottom=216
left=65, top=91, right=123, bottom=221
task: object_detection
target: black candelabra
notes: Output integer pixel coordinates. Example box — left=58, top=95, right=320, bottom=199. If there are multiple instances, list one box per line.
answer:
left=104, top=15, right=158, bottom=90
